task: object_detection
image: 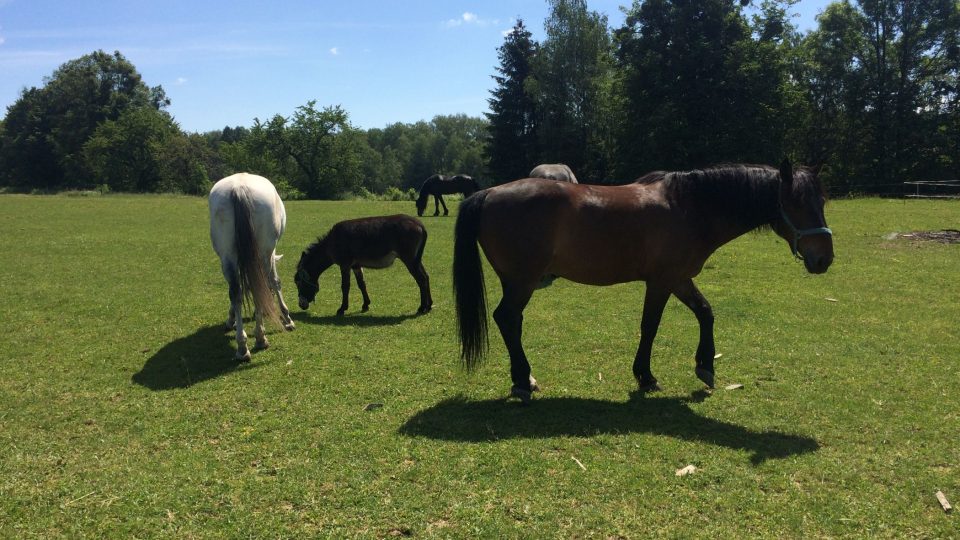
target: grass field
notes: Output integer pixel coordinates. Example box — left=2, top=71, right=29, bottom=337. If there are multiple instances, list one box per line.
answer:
left=0, top=194, right=957, bottom=538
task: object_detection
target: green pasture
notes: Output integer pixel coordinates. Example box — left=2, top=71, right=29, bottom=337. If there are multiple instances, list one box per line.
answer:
left=0, top=194, right=957, bottom=537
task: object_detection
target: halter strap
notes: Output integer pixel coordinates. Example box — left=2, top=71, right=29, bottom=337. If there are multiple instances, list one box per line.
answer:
left=296, top=267, right=319, bottom=293
left=779, top=205, right=833, bottom=260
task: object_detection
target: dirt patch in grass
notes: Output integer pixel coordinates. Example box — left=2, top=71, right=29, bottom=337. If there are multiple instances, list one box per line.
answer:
left=886, top=229, right=960, bottom=244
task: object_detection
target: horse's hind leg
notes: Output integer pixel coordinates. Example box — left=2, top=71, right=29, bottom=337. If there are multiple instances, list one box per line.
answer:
left=633, top=283, right=670, bottom=391
left=672, top=279, right=716, bottom=388
left=253, top=308, right=269, bottom=351
left=402, top=257, right=432, bottom=313
left=493, top=282, right=539, bottom=403
left=222, top=261, right=250, bottom=362
left=352, top=266, right=371, bottom=312
left=433, top=195, right=442, bottom=216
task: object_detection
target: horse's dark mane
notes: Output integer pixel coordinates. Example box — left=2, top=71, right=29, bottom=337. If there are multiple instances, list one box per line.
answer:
left=637, top=163, right=821, bottom=231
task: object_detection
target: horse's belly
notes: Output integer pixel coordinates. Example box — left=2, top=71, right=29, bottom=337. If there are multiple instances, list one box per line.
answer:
left=358, top=252, right=397, bottom=269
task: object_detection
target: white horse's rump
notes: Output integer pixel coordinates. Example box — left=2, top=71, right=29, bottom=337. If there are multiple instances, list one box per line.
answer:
left=529, top=163, right=578, bottom=183
left=209, top=173, right=295, bottom=361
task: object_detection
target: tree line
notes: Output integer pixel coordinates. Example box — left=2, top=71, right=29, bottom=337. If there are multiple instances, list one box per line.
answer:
left=2, top=0, right=957, bottom=197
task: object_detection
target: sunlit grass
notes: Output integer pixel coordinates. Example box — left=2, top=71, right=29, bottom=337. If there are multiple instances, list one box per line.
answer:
left=0, top=194, right=956, bottom=537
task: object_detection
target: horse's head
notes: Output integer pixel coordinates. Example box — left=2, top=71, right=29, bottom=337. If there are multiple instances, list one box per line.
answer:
left=415, top=194, right=427, bottom=216
left=774, top=159, right=834, bottom=274
left=294, top=250, right=320, bottom=310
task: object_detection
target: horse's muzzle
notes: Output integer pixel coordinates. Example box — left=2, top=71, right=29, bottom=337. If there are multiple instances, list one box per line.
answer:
left=803, top=253, right=833, bottom=274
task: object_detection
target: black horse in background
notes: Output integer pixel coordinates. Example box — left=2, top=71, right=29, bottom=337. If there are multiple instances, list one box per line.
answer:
left=294, top=215, right=433, bottom=316
left=415, top=174, right=479, bottom=217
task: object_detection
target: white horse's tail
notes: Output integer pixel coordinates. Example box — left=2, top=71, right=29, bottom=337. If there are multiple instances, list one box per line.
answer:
left=232, top=187, right=282, bottom=328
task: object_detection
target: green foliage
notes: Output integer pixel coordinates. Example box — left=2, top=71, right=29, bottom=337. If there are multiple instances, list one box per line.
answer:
left=1, top=195, right=958, bottom=536
left=0, top=50, right=168, bottom=190
left=486, top=19, right=541, bottom=183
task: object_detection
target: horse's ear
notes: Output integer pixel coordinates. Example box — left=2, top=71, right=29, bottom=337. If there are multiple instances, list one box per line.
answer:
left=810, top=162, right=824, bottom=176
left=779, top=158, right=793, bottom=186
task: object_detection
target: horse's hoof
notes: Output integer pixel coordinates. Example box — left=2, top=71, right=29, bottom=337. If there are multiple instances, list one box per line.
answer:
left=336, top=310, right=346, bottom=317
left=254, top=339, right=269, bottom=351
left=284, top=322, right=296, bottom=331
left=361, top=305, right=370, bottom=313
left=417, top=305, right=432, bottom=314
left=637, top=379, right=661, bottom=392
left=236, top=350, right=252, bottom=363
left=510, top=385, right=533, bottom=404
left=695, top=367, right=715, bottom=389
left=529, top=376, right=540, bottom=392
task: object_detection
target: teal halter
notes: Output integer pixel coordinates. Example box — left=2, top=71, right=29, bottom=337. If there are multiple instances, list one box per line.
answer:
left=296, top=267, right=319, bottom=294
left=779, top=205, right=832, bottom=260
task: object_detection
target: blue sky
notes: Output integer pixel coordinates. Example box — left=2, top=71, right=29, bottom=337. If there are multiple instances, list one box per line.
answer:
left=0, top=0, right=833, bottom=133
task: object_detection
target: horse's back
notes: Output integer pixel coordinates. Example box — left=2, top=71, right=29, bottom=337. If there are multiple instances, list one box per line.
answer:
left=209, top=173, right=286, bottom=259
left=529, top=163, right=578, bottom=183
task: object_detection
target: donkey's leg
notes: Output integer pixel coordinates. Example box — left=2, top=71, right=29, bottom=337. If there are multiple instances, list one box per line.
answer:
left=270, top=257, right=295, bottom=330
left=672, top=279, right=716, bottom=388
left=401, top=257, right=432, bottom=313
left=352, top=266, right=371, bottom=312
left=223, top=262, right=250, bottom=362
left=493, top=282, right=539, bottom=403
left=633, top=283, right=670, bottom=391
left=336, top=264, right=351, bottom=316
left=438, top=195, right=449, bottom=216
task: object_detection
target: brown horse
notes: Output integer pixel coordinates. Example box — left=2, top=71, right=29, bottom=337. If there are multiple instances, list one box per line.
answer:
left=453, top=160, right=833, bottom=402
left=416, top=174, right=480, bottom=217
left=294, top=215, right=433, bottom=316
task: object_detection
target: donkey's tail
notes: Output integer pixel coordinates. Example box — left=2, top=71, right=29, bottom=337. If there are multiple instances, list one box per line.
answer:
left=232, top=187, right=281, bottom=328
left=453, top=190, right=490, bottom=371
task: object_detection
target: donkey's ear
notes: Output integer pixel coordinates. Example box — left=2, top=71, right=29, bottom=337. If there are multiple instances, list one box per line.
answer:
left=779, top=158, right=793, bottom=186
left=810, top=162, right=824, bottom=176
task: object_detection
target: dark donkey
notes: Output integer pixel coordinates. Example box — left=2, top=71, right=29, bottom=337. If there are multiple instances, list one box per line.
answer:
left=415, top=174, right=480, bottom=217
left=453, top=160, right=833, bottom=402
left=294, top=215, right=433, bottom=316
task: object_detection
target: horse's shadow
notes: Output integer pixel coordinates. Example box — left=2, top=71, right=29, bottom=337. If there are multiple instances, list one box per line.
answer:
left=291, top=311, right=420, bottom=327
left=132, top=324, right=263, bottom=391
left=399, top=391, right=819, bottom=464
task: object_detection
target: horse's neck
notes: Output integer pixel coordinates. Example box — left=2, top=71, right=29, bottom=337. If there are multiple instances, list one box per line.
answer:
left=681, top=183, right=778, bottom=250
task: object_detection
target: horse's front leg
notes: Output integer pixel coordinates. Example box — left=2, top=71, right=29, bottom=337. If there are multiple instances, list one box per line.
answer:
left=433, top=195, right=441, bottom=216
left=336, top=264, right=351, bottom=316
left=438, top=195, right=449, bottom=216
left=270, top=256, right=295, bottom=331
left=493, top=282, right=538, bottom=403
left=633, top=283, right=670, bottom=391
left=672, top=279, right=716, bottom=388
left=352, top=266, right=371, bottom=312
left=253, top=307, right=269, bottom=351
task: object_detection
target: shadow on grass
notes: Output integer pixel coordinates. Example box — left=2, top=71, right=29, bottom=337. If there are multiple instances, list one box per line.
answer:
left=291, top=311, right=420, bottom=327
left=399, top=391, right=819, bottom=464
left=132, top=324, right=263, bottom=391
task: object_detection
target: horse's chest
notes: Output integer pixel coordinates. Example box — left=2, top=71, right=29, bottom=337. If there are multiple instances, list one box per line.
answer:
left=357, top=252, right=397, bottom=269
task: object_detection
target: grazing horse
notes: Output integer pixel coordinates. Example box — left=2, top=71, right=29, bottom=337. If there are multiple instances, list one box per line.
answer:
left=294, top=215, right=433, bottom=315
left=209, top=173, right=296, bottom=362
left=415, top=174, right=480, bottom=217
left=529, top=163, right=578, bottom=183
left=453, top=160, right=833, bottom=402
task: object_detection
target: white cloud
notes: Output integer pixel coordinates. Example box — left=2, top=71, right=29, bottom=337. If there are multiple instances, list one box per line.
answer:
left=0, top=36, right=5, bottom=46
left=329, top=47, right=339, bottom=56
left=175, top=77, right=188, bottom=86
left=445, top=12, right=498, bottom=28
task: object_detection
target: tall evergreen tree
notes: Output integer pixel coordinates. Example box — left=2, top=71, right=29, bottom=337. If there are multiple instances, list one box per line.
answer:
left=486, top=19, right=540, bottom=183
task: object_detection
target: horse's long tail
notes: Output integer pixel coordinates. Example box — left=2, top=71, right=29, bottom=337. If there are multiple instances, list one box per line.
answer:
left=231, top=187, right=281, bottom=328
left=453, top=190, right=489, bottom=371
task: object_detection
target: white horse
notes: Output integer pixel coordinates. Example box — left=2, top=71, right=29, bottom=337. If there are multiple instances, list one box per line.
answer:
left=209, top=173, right=295, bottom=361
left=529, top=163, right=578, bottom=183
